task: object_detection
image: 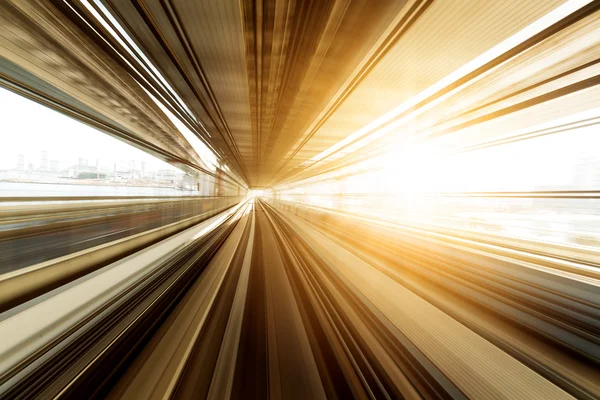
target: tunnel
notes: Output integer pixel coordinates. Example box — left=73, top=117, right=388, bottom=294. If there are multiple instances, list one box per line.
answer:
left=0, top=0, right=600, bottom=399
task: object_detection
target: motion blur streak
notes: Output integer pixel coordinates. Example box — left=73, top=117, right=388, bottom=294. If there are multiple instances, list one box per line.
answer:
left=1, top=0, right=600, bottom=399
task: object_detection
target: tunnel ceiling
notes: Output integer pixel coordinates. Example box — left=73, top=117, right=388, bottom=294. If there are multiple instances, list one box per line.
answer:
left=1, top=0, right=572, bottom=188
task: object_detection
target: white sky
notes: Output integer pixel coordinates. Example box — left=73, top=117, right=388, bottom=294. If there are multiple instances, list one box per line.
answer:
left=0, top=87, right=180, bottom=172
left=281, top=121, right=600, bottom=194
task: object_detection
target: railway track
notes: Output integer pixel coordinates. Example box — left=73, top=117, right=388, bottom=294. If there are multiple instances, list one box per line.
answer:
left=0, top=198, right=599, bottom=399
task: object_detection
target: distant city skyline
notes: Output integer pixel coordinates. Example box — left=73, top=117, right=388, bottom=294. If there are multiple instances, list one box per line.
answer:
left=11, top=150, right=180, bottom=175
left=0, top=87, right=183, bottom=174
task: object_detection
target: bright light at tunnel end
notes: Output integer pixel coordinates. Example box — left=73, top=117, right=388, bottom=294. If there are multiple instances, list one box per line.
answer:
left=247, top=190, right=264, bottom=199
